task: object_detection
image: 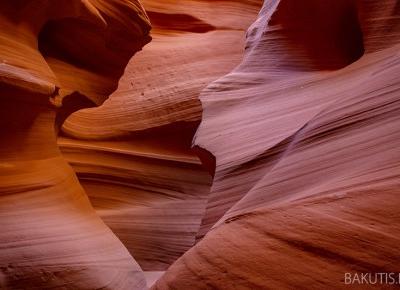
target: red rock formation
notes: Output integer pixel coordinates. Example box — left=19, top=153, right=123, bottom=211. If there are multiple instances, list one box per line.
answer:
left=58, top=125, right=212, bottom=271
left=62, top=0, right=262, bottom=137
left=153, top=0, right=400, bottom=288
left=0, top=1, right=150, bottom=289
left=3, top=0, right=400, bottom=289
left=58, top=0, right=262, bottom=272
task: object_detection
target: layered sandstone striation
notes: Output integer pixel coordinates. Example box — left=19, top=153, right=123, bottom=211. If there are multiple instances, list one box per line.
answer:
left=0, top=1, right=151, bottom=289
left=154, top=0, right=400, bottom=289
left=2, top=0, right=400, bottom=289
left=58, top=0, right=262, bottom=272
left=62, top=0, right=263, bottom=137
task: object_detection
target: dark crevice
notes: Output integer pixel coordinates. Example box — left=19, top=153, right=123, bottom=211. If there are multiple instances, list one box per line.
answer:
left=268, top=0, right=365, bottom=70
left=55, top=92, right=97, bottom=134
left=147, top=11, right=216, bottom=33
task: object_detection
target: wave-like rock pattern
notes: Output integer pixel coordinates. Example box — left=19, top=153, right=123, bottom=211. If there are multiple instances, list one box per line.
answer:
left=0, top=1, right=151, bottom=289
left=154, top=0, right=400, bottom=288
left=62, top=0, right=262, bottom=138
left=3, top=0, right=399, bottom=288
left=58, top=124, right=212, bottom=271
left=58, top=0, right=262, bottom=272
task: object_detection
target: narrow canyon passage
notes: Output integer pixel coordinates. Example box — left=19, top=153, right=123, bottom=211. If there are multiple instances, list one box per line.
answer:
left=1, top=0, right=400, bottom=290
left=58, top=0, right=263, bottom=277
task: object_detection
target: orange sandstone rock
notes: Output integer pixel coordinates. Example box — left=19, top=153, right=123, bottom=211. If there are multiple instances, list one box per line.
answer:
left=0, top=1, right=150, bottom=289
left=58, top=0, right=262, bottom=272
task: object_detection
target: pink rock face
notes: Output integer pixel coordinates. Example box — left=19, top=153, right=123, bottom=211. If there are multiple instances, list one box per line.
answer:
left=1, top=0, right=400, bottom=289
left=153, top=0, right=400, bottom=289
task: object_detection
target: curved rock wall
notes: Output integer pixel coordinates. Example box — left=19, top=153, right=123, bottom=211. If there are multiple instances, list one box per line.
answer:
left=0, top=1, right=150, bottom=289
left=2, top=0, right=399, bottom=288
left=154, top=0, right=400, bottom=288
left=58, top=0, right=262, bottom=272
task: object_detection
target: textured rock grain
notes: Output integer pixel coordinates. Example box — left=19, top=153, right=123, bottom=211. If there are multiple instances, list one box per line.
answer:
left=153, top=0, right=400, bottom=288
left=0, top=1, right=150, bottom=289
left=58, top=0, right=262, bottom=271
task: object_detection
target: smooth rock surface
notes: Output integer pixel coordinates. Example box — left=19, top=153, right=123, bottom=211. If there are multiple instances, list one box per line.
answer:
left=58, top=0, right=262, bottom=271
left=0, top=1, right=150, bottom=289
left=153, top=0, right=400, bottom=288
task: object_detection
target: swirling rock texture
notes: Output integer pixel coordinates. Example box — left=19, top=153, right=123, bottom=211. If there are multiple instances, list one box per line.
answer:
left=2, top=0, right=400, bottom=289
left=58, top=0, right=262, bottom=275
left=0, top=1, right=151, bottom=289
left=0, top=0, right=263, bottom=288
left=154, top=0, right=400, bottom=289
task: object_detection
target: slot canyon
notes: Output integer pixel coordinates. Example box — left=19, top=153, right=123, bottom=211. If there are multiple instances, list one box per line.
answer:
left=0, top=0, right=399, bottom=289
